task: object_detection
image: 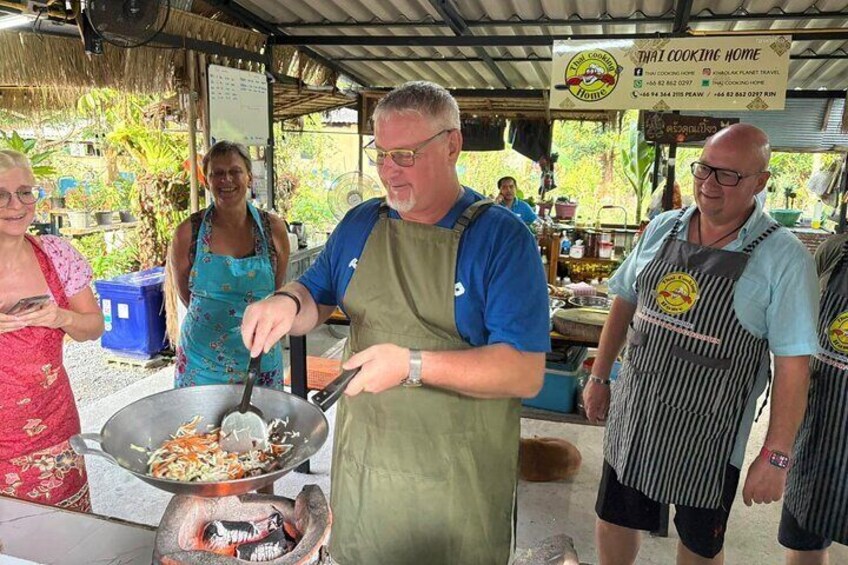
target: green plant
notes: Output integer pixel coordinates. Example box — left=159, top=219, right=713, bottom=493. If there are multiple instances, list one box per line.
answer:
left=89, top=181, right=122, bottom=211
left=0, top=131, right=57, bottom=179
left=619, top=121, right=656, bottom=223
left=71, top=233, right=140, bottom=280
left=63, top=187, right=92, bottom=212
left=115, top=178, right=136, bottom=210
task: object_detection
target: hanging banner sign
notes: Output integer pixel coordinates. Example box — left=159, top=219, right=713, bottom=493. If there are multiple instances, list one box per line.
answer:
left=643, top=113, right=740, bottom=143
left=550, top=35, right=791, bottom=111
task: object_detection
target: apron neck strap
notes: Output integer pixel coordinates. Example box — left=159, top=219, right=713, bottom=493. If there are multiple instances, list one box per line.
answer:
left=453, top=199, right=493, bottom=234
left=665, top=207, right=690, bottom=240
left=741, top=221, right=780, bottom=255
left=829, top=237, right=848, bottom=279
left=377, top=199, right=390, bottom=219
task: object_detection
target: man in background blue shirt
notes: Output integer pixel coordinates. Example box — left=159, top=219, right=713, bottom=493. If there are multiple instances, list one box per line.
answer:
left=496, top=176, right=537, bottom=224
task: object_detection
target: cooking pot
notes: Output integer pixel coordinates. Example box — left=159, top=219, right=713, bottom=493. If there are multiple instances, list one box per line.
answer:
left=71, top=375, right=353, bottom=497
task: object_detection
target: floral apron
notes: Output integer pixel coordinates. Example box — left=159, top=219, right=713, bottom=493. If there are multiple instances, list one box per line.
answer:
left=0, top=234, right=90, bottom=511
left=175, top=203, right=283, bottom=388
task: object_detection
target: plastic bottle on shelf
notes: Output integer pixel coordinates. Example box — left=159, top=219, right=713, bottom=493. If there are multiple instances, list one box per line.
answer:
left=812, top=201, right=823, bottom=229
left=569, top=239, right=584, bottom=259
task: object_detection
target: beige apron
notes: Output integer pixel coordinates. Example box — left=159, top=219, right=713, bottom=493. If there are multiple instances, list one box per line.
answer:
left=329, top=200, right=519, bottom=564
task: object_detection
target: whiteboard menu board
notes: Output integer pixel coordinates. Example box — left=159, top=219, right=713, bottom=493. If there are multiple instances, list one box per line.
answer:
left=208, top=64, right=270, bottom=146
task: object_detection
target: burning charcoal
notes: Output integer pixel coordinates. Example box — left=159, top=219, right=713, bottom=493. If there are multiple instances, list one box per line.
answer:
left=235, top=528, right=295, bottom=562
left=201, top=512, right=282, bottom=551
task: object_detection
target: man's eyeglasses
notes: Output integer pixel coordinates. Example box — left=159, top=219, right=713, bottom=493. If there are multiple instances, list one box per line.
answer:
left=690, top=161, right=766, bottom=187
left=0, top=187, right=41, bottom=208
left=363, top=129, right=453, bottom=168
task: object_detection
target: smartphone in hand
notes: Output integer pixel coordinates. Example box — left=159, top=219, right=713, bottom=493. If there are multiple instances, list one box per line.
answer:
left=4, top=294, right=51, bottom=316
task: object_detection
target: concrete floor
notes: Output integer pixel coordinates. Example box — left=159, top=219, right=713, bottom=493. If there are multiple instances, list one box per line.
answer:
left=78, top=327, right=848, bottom=564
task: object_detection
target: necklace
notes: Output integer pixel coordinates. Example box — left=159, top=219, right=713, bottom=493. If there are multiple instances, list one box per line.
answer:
left=696, top=213, right=747, bottom=248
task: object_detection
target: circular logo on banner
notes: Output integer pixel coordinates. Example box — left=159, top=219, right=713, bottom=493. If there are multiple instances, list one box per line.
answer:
left=655, top=272, right=700, bottom=315
left=563, top=49, right=622, bottom=102
left=828, top=311, right=848, bottom=353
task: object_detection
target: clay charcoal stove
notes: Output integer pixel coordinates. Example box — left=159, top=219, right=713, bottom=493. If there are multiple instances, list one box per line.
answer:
left=154, top=485, right=331, bottom=564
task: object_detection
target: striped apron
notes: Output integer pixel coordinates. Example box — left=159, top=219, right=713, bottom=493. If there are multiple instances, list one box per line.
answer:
left=605, top=210, right=779, bottom=509
left=784, top=238, right=848, bottom=545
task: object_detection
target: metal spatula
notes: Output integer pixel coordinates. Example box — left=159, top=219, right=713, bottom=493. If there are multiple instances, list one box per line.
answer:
left=219, top=354, right=268, bottom=453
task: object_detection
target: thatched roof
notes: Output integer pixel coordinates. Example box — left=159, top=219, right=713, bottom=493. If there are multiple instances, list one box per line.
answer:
left=0, top=8, right=334, bottom=114
left=273, top=84, right=356, bottom=120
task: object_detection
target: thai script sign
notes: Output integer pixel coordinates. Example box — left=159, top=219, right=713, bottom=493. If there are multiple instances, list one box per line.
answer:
left=643, top=113, right=740, bottom=143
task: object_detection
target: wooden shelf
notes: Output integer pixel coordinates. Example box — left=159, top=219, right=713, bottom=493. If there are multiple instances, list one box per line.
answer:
left=521, top=406, right=602, bottom=427
left=59, top=222, right=138, bottom=237
left=558, top=256, right=620, bottom=265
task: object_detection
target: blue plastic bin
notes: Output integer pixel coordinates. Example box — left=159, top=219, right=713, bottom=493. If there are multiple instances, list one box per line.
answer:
left=523, top=348, right=588, bottom=413
left=94, top=267, right=167, bottom=358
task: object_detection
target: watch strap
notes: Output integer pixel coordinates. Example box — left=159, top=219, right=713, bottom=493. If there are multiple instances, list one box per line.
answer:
left=272, top=290, right=301, bottom=316
left=760, top=447, right=791, bottom=469
left=403, top=349, right=423, bottom=388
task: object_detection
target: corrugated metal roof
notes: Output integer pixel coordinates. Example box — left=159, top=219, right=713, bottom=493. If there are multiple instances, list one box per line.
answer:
left=230, top=0, right=848, bottom=92
left=682, top=98, right=848, bottom=151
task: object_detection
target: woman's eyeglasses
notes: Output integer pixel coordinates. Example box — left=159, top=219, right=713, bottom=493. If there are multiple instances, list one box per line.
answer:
left=0, top=187, right=41, bottom=208
left=363, top=129, right=453, bottom=168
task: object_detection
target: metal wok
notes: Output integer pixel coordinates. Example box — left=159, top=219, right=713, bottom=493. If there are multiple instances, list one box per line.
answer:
left=70, top=384, right=331, bottom=497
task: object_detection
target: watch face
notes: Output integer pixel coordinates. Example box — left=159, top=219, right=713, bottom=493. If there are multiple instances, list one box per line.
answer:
left=769, top=452, right=790, bottom=468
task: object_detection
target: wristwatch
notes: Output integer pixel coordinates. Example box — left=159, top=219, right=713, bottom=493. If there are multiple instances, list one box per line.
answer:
left=760, top=447, right=791, bottom=469
left=402, top=349, right=423, bottom=388
left=588, top=375, right=610, bottom=386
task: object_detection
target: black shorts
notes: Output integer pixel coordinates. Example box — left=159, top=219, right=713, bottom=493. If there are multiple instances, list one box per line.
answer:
left=778, top=506, right=832, bottom=551
left=595, top=460, right=740, bottom=559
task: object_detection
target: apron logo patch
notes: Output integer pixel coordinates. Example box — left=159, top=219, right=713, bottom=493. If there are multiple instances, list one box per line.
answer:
left=655, top=272, right=699, bottom=315
left=827, top=311, right=848, bottom=354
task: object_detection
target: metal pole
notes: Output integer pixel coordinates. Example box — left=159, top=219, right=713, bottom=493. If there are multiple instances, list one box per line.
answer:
left=662, top=110, right=681, bottom=211
left=838, top=152, right=848, bottom=234
left=265, top=38, right=276, bottom=211
left=186, top=50, right=200, bottom=214
left=663, top=142, right=677, bottom=211
left=651, top=143, right=662, bottom=191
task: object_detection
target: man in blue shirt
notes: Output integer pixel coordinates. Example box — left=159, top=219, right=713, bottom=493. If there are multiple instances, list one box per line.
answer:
left=583, top=124, right=818, bottom=564
left=496, top=175, right=538, bottom=224
left=241, top=81, right=550, bottom=565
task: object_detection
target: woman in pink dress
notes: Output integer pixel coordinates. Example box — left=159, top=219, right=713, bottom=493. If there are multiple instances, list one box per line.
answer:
left=0, top=150, right=104, bottom=511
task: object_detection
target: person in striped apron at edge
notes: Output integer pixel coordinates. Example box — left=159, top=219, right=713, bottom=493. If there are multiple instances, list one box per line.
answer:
left=241, top=81, right=551, bottom=564
left=583, top=123, right=820, bottom=564
left=779, top=232, right=848, bottom=564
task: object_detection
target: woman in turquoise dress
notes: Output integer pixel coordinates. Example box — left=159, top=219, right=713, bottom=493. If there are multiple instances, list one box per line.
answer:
left=170, top=141, right=289, bottom=388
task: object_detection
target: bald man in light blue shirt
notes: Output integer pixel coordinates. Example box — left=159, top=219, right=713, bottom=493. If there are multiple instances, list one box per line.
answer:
left=609, top=196, right=819, bottom=470
left=584, top=123, right=819, bottom=565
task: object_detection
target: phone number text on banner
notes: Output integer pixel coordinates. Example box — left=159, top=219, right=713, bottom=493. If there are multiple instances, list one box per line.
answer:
left=549, top=36, right=791, bottom=111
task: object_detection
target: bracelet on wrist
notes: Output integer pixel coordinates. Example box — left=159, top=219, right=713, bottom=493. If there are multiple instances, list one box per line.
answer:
left=272, top=290, right=301, bottom=316
left=588, top=375, right=610, bottom=385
